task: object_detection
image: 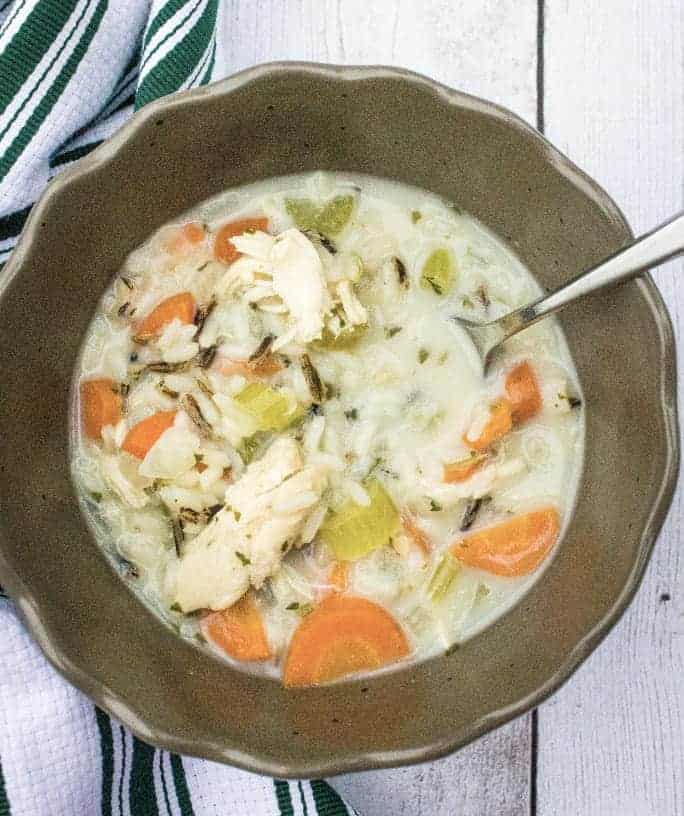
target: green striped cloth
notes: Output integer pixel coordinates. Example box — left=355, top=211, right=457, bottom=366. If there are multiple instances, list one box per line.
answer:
left=0, top=3, right=357, bottom=814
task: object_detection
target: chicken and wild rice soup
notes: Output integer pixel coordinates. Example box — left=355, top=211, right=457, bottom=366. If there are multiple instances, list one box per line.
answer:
left=72, top=172, right=583, bottom=687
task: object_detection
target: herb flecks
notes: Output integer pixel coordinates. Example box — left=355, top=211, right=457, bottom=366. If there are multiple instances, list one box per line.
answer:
left=429, top=499, right=442, bottom=512
left=235, top=551, right=251, bottom=566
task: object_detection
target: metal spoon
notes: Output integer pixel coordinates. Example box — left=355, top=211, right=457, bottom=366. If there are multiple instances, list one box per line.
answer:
left=459, top=211, right=684, bottom=372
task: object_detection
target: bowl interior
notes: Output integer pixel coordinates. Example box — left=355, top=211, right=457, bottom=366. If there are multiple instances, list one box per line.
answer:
left=0, top=65, right=677, bottom=777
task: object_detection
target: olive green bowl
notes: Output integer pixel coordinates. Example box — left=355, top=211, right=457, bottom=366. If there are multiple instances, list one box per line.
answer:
left=0, top=64, right=678, bottom=778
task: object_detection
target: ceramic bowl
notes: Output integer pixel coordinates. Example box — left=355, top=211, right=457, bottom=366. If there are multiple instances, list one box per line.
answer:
left=0, top=64, right=678, bottom=777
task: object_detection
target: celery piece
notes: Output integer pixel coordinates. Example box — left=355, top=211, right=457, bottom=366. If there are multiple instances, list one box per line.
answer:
left=319, top=479, right=399, bottom=561
left=315, top=195, right=355, bottom=236
left=420, top=248, right=454, bottom=295
left=239, top=430, right=271, bottom=464
left=312, top=322, right=367, bottom=351
left=285, top=195, right=355, bottom=237
left=285, top=198, right=319, bottom=231
left=427, top=553, right=461, bottom=602
left=234, top=383, right=301, bottom=432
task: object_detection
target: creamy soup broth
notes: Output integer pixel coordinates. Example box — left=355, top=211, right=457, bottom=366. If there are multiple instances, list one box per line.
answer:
left=72, top=172, right=583, bottom=686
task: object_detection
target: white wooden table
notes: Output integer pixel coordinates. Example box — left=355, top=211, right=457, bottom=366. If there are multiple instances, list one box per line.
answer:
left=217, top=3, right=683, bottom=813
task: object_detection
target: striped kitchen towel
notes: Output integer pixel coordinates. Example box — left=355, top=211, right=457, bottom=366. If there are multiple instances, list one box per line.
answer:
left=0, top=3, right=357, bottom=815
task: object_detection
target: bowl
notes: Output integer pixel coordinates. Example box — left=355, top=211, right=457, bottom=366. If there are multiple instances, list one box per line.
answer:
left=0, top=63, right=678, bottom=778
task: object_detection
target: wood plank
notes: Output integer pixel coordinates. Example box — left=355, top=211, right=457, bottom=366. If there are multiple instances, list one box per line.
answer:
left=539, top=2, right=684, bottom=814
left=220, top=0, right=538, bottom=123
left=217, top=2, right=539, bottom=814
left=333, top=718, right=531, bottom=816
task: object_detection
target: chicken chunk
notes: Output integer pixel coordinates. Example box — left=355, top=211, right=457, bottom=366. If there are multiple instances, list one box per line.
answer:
left=172, top=437, right=327, bottom=612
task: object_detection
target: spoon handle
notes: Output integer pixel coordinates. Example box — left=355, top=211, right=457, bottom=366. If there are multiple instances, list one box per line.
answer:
left=497, top=210, right=684, bottom=339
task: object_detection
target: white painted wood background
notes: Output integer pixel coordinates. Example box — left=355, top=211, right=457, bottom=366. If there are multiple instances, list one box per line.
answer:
left=216, top=2, right=684, bottom=814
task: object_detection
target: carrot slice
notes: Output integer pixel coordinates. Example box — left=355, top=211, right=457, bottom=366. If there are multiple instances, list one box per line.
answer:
left=505, top=361, right=542, bottom=424
left=180, top=222, right=206, bottom=244
left=464, top=399, right=513, bottom=452
left=400, top=513, right=431, bottom=556
left=80, top=378, right=122, bottom=440
left=214, top=217, right=270, bottom=264
left=121, top=410, right=177, bottom=459
left=443, top=451, right=489, bottom=483
left=201, top=595, right=271, bottom=662
left=162, top=221, right=206, bottom=254
left=328, top=562, right=349, bottom=593
left=283, top=595, right=410, bottom=687
left=451, top=506, right=560, bottom=577
left=134, top=292, right=196, bottom=341
left=217, top=355, right=283, bottom=379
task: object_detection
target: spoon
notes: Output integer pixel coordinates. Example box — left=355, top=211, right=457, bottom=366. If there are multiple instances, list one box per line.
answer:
left=459, top=211, right=684, bottom=372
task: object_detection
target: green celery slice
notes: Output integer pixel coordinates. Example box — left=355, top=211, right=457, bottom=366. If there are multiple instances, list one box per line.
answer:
left=285, top=198, right=319, bottom=231
left=234, top=383, right=302, bottom=432
left=315, top=195, right=355, bottom=235
left=285, top=195, right=355, bottom=236
left=238, top=430, right=272, bottom=464
left=420, top=248, right=454, bottom=295
left=319, top=479, right=399, bottom=561
left=312, top=322, right=367, bottom=351
left=427, top=553, right=461, bottom=602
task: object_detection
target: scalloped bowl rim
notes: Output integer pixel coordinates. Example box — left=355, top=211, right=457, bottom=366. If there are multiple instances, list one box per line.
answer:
left=0, top=62, right=678, bottom=778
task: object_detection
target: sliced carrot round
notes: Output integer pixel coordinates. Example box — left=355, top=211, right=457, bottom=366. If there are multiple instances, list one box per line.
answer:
left=80, top=378, right=122, bottom=440
left=283, top=595, right=410, bottom=687
left=134, top=292, right=196, bottom=341
left=162, top=222, right=206, bottom=254
left=464, top=399, right=513, bottom=452
left=201, top=595, right=271, bottom=662
left=400, top=512, right=431, bottom=556
left=505, top=361, right=542, bottom=424
left=181, top=222, right=206, bottom=244
left=213, top=217, right=269, bottom=264
left=443, top=452, right=489, bottom=483
left=121, top=410, right=177, bottom=459
left=451, top=506, right=560, bottom=576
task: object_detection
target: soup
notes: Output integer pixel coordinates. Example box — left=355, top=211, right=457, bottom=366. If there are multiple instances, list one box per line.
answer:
left=72, top=172, right=583, bottom=686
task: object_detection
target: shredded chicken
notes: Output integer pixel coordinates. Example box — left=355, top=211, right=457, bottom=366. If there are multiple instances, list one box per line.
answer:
left=172, top=438, right=328, bottom=612
left=269, top=230, right=332, bottom=342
